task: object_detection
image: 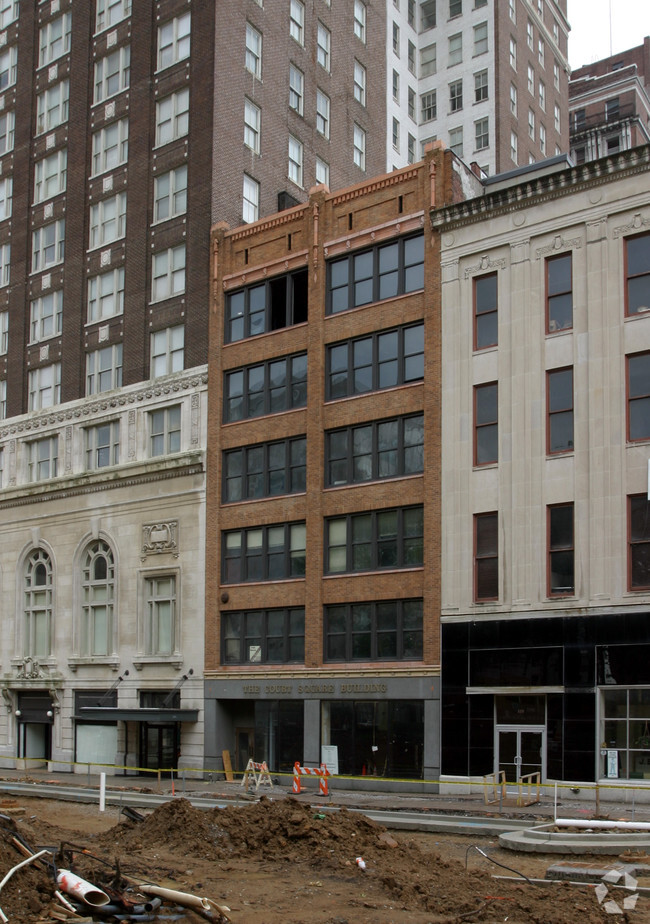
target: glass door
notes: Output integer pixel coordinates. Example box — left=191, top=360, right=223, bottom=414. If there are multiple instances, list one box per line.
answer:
left=496, top=726, right=545, bottom=783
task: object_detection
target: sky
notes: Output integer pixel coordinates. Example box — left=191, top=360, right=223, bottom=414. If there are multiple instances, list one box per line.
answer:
left=567, top=0, right=650, bottom=70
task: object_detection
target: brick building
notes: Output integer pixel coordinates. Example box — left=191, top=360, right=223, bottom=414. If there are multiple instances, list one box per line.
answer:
left=205, top=146, right=478, bottom=781
left=569, top=37, right=650, bottom=164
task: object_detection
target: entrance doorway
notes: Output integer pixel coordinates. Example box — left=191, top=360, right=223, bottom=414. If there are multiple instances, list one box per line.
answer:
left=495, top=726, right=545, bottom=783
left=140, top=723, right=178, bottom=774
left=18, top=722, right=51, bottom=766
left=235, top=727, right=254, bottom=772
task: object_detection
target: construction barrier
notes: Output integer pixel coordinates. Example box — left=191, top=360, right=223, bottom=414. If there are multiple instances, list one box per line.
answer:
left=292, top=762, right=331, bottom=796
left=240, top=759, right=273, bottom=792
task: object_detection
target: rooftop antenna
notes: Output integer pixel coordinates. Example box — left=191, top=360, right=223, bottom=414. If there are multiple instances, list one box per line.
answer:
left=609, top=0, right=613, bottom=57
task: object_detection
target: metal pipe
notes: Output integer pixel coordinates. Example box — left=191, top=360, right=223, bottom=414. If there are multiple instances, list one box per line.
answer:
left=56, top=869, right=111, bottom=906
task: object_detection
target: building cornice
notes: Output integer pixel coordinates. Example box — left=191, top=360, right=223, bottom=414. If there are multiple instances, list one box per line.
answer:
left=431, top=146, right=650, bottom=232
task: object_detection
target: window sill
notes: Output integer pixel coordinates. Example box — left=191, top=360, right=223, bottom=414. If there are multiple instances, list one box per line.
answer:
left=133, top=655, right=184, bottom=671
left=68, top=656, right=121, bottom=672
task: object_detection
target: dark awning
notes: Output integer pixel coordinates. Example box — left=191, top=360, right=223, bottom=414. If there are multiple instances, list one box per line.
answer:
left=77, top=707, right=199, bottom=722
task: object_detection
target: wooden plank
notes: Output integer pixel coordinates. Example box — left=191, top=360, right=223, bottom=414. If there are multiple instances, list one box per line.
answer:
left=222, top=749, right=233, bottom=782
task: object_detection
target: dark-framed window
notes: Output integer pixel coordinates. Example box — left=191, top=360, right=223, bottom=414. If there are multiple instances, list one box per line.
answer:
left=327, top=233, right=424, bottom=314
left=548, top=503, right=574, bottom=596
left=324, top=599, right=423, bottom=661
left=546, top=252, right=572, bottom=332
left=222, top=521, right=306, bottom=583
left=326, top=322, right=424, bottom=400
left=474, top=511, right=497, bottom=601
left=474, top=272, right=497, bottom=350
left=224, top=352, right=307, bottom=422
left=474, top=382, right=497, bottom=465
left=225, top=268, right=308, bottom=343
left=625, top=233, right=650, bottom=316
left=223, top=436, right=306, bottom=502
left=222, top=608, right=305, bottom=663
left=325, top=505, right=423, bottom=574
left=629, top=495, right=650, bottom=591
left=627, top=351, right=650, bottom=441
left=547, top=366, right=573, bottom=453
left=326, top=413, right=424, bottom=486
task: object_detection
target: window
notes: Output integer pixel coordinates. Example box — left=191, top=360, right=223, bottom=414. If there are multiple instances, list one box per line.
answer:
left=354, top=60, right=366, bottom=104
left=0, top=242, right=9, bottom=288
left=474, top=114, right=489, bottom=150
left=222, top=608, right=305, bottom=664
left=157, top=12, right=191, bottom=70
left=36, top=80, right=69, bottom=134
left=554, top=103, right=560, bottom=132
left=449, top=126, right=463, bottom=156
left=407, top=133, right=416, bottom=163
left=628, top=352, right=650, bottom=441
left=327, top=322, right=424, bottom=399
left=474, top=512, right=497, bottom=600
left=526, top=19, right=533, bottom=48
left=226, top=268, right=308, bottom=342
left=150, top=325, right=184, bottom=377
left=528, top=108, right=535, bottom=139
left=288, top=135, right=303, bottom=186
left=0, top=379, right=5, bottom=420
left=315, top=157, right=329, bottom=186
left=39, top=14, right=71, bottom=67
left=509, top=0, right=515, bottom=20
left=509, top=37, right=516, bottom=70
left=527, top=64, right=534, bottom=95
left=538, top=38, right=545, bottom=66
left=290, top=0, right=305, bottom=45
left=421, top=90, right=436, bottom=122
left=474, top=22, right=488, bottom=55
left=33, top=149, right=67, bottom=203
left=449, top=0, right=462, bottom=15
left=316, top=89, right=330, bottom=138
left=91, top=118, right=129, bottom=176
left=28, top=364, right=61, bottom=410
left=548, top=503, right=574, bottom=596
left=328, top=234, right=424, bottom=314
left=89, top=192, right=127, bottom=249
left=420, top=43, right=436, bottom=76
left=510, top=130, right=518, bottom=163
left=317, top=22, right=330, bottom=70
left=392, top=68, right=400, bottom=102
left=408, top=87, right=416, bottom=119
left=408, top=0, right=416, bottom=26
left=153, top=165, right=188, bottom=222
left=85, top=423, right=120, bottom=470
left=30, top=291, right=63, bottom=343
left=150, top=405, right=181, bottom=456
left=539, top=123, right=546, bottom=154
left=88, top=267, right=125, bottom=322
left=151, top=244, right=185, bottom=301
left=243, top=99, right=261, bottom=154
left=0, top=110, right=14, bottom=156
left=326, top=414, right=424, bottom=486
left=224, top=352, right=307, bottom=421
left=554, top=60, right=560, bottom=90
left=546, top=253, right=572, bottom=332
left=243, top=174, right=259, bottom=223
left=474, top=69, right=488, bottom=102
left=629, top=495, right=650, bottom=590
left=539, top=81, right=546, bottom=111
left=392, top=117, right=400, bottom=150
left=474, top=383, right=497, bottom=464
left=86, top=344, right=123, bottom=395
left=421, top=0, right=436, bottom=30
left=0, top=0, right=17, bottom=29
left=354, top=0, right=366, bottom=41
left=510, top=83, right=517, bottom=115
left=601, top=688, right=650, bottom=779
left=474, top=272, right=497, bottom=350
left=29, top=438, right=58, bottom=482
left=449, top=32, right=462, bottom=65
left=0, top=310, right=7, bottom=354
left=547, top=367, right=573, bottom=453
left=155, top=88, right=189, bottom=145
left=96, top=0, right=132, bottom=32
left=32, top=220, right=65, bottom=272
left=223, top=436, right=306, bottom=502
left=449, top=79, right=462, bottom=112
left=144, top=574, right=176, bottom=656
left=626, top=233, right=650, bottom=315
left=93, top=45, right=130, bottom=103
left=393, top=22, right=400, bottom=55
left=245, top=22, right=262, bottom=77
left=289, top=64, right=304, bottom=114
left=353, top=123, right=366, bottom=169
left=326, top=506, right=423, bottom=574
left=223, top=521, right=306, bottom=582
left=325, top=600, right=423, bottom=661
left=24, top=549, right=53, bottom=657
left=80, top=540, right=115, bottom=656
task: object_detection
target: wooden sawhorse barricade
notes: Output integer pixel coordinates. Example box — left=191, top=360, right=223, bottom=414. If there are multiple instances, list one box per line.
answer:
left=241, top=759, right=273, bottom=792
left=483, top=770, right=541, bottom=807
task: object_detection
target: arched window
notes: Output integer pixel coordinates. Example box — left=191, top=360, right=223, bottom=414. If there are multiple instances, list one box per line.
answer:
left=81, top=540, right=114, bottom=656
left=24, top=549, right=53, bottom=658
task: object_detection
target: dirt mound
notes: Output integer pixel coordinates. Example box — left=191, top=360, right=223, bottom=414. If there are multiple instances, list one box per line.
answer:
left=0, top=818, right=55, bottom=923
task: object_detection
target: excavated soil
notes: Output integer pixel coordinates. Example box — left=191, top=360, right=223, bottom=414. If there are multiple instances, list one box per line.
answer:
left=0, top=794, right=648, bottom=923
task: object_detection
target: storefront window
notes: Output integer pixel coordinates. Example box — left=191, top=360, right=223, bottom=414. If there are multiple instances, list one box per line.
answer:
left=601, top=688, right=650, bottom=780
left=321, top=699, right=423, bottom=778
left=255, top=701, right=303, bottom=774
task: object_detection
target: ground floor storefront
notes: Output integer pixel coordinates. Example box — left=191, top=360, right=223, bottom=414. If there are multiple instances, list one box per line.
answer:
left=441, top=611, right=650, bottom=787
left=204, top=673, right=440, bottom=786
